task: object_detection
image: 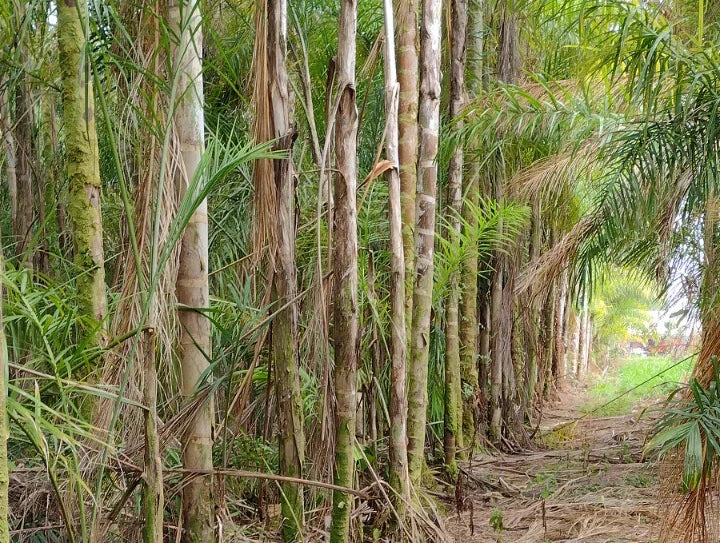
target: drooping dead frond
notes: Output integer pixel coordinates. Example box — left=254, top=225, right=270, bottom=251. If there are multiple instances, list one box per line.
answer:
left=250, top=0, right=277, bottom=266
left=516, top=214, right=598, bottom=296
left=507, top=140, right=598, bottom=202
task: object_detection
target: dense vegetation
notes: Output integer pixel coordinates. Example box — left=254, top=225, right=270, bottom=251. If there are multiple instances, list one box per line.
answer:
left=1, top=0, right=720, bottom=541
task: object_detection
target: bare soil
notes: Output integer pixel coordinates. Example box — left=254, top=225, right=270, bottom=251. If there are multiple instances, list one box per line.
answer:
left=449, top=389, right=661, bottom=542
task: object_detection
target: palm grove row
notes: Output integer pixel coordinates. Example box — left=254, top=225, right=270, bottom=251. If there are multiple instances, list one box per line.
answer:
left=1, top=0, right=718, bottom=541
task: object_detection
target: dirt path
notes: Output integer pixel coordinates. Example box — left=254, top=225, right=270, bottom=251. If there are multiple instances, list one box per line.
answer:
left=449, top=389, right=661, bottom=542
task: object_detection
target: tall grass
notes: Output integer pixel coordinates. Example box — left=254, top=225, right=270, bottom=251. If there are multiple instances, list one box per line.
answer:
left=582, top=355, right=694, bottom=416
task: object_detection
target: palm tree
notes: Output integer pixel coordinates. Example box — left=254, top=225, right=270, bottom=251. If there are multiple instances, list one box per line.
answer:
left=382, top=0, right=411, bottom=506
left=330, top=0, right=360, bottom=538
left=169, top=1, right=215, bottom=540
left=58, top=0, right=107, bottom=342
left=0, top=231, right=8, bottom=542
left=253, top=0, right=306, bottom=537
left=407, top=0, right=443, bottom=485
left=459, top=0, right=483, bottom=451
left=444, top=0, right=467, bottom=474
left=397, top=0, right=420, bottom=338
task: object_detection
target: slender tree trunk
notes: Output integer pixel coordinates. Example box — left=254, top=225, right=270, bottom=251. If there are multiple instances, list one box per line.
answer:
left=444, top=0, right=467, bottom=473
left=584, top=317, right=593, bottom=374
left=330, top=0, right=359, bottom=538
left=169, top=2, right=215, bottom=541
left=567, top=307, right=579, bottom=378
left=407, top=0, right=442, bottom=485
left=552, top=270, right=568, bottom=388
left=489, top=0, right=518, bottom=442
left=525, top=202, right=542, bottom=406
left=478, top=290, right=490, bottom=398
left=560, top=275, right=571, bottom=381
left=250, top=0, right=308, bottom=537
left=489, top=191, right=504, bottom=441
left=0, top=229, right=8, bottom=543
left=0, top=87, right=16, bottom=224
left=542, top=282, right=555, bottom=398
left=577, top=292, right=588, bottom=379
left=143, top=329, right=163, bottom=543
left=58, top=0, right=107, bottom=339
left=459, top=0, right=483, bottom=454
left=382, top=0, right=411, bottom=505
left=14, top=78, right=34, bottom=268
left=397, top=0, right=419, bottom=339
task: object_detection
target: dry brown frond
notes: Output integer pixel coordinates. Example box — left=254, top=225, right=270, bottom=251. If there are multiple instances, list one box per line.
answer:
left=516, top=214, right=598, bottom=296
left=507, top=140, right=598, bottom=201
left=250, top=0, right=277, bottom=267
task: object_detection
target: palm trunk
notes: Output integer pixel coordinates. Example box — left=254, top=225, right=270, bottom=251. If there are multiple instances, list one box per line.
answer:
left=0, top=230, right=8, bottom=543
left=14, top=77, right=34, bottom=269
left=584, top=317, right=593, bottom=374
left=444, top=0, right=467, bottom=473
left=489, top=0, right=518, bottom=442
left=169, top=2, right=215, bottom=541
left=567, top=307, right=579, bottom=378
left=525, top=202, right=542, bottom=408
left=382, top=0, right=411, bottom=505
left=143, top=329, right=163, bottom=543
left=58, top=0, right=107, bottom=339
left=577, top=293, right=588, bottom=379
left=260, top=0, right=307, bottom=536
left=560, top=274, right=571, bottom=381
left=330, top=0, right=359, bottom=538
left=478, top=291, right=490, bottom=395
left=407, top=0, right=442, bottom=485
left=397, top=0, right=420, bottom=339
left=553, top=270, right=568, bottom=388
left=489, top=193, right=504, bottom=441
left=0, top=87, right=16, bottom=224
left=542, top=283, right=555, bottom=398
left=459, top=0, right=482, bottom=452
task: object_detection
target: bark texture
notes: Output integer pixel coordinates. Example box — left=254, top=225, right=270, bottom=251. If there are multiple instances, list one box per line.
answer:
left=0, top=230, right=8, bottom=543
left=383, top=0, right=411, bottom=505
left=0, top=87, right=16, bottom=225
left=13, top=77, right=33, bottom=268
left=577, top=293, right=589, bottom=379
left=444, top=0, right=467, bottom=473
left=259, top=0, right=307, bottom=536
left=143, top=330, right=163, bottom=543
left=330, top=0, right=359, bottom=538
left=397, top=0, right=420, bottom=339
left=407, top=0, right=442, bottom=485
left=58, top=0, right=108, bottom=339
left=169, top=2, right=215, bottom=541
left=459, top=0, right=482, bottom=450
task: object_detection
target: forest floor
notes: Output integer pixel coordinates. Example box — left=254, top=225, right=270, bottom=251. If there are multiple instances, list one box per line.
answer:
left=448, top=386, right=663, bottom=542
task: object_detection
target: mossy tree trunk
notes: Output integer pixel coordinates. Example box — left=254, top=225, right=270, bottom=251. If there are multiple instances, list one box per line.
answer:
left=330, top=0, right=359, bottom=538
left=407, top=0, right=442, bottom=486
left=169, top=1, right=215, bottom=541
left=58, top=0, right=108, bottom=340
